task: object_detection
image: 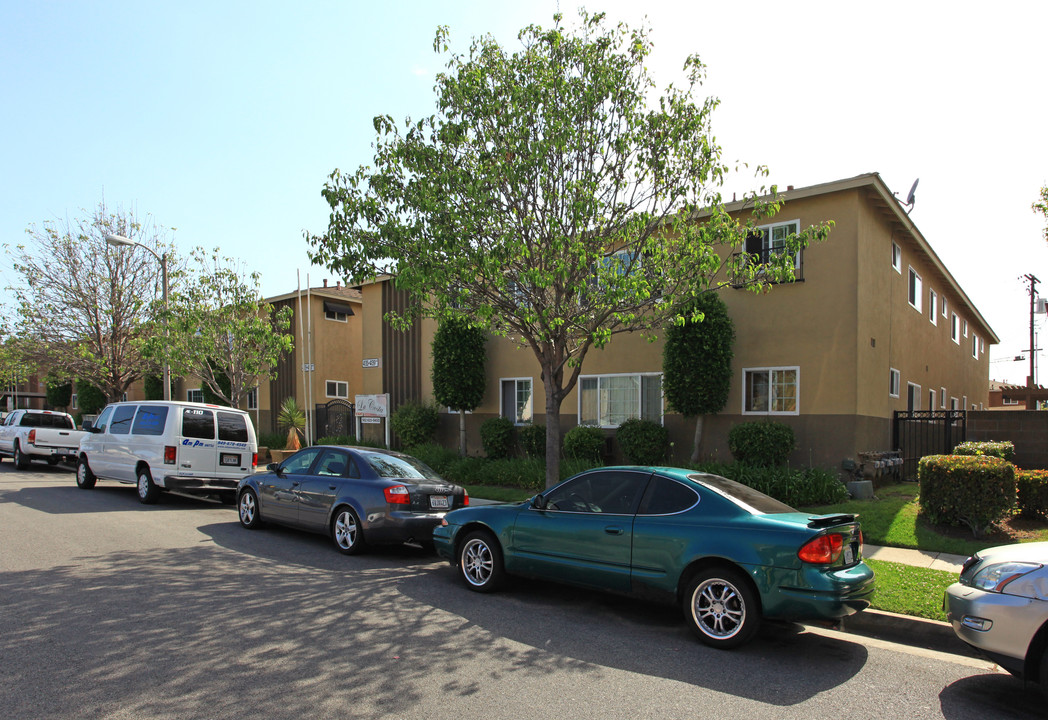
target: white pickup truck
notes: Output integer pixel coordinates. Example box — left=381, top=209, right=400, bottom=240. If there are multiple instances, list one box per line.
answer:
left=0, top=409, right=89, bottom=469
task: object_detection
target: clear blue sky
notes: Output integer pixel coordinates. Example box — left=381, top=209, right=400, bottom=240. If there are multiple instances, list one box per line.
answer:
left=3, top=1, right=1047, bottom=384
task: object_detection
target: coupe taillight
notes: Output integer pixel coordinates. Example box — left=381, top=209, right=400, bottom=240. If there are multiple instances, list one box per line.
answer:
left=384, top=485, right=410, bottom=505
left=164, top=446, right=177, bottom=465
left=798, top=533, right=844, bottom=564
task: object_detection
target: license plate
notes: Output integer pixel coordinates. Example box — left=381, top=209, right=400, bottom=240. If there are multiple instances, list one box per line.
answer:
left=844, top=544, right=855, bottom=565
left=220, top=453, right=241, bottom=467
left=430, top=495, right=449, bottom=509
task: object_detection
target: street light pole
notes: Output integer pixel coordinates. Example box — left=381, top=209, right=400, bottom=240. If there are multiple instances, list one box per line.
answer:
left=105, top=233, right=171, bottom=401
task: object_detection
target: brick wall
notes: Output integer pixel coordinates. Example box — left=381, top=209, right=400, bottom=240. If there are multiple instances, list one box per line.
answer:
left=967, top=410, right=1048, bottom=470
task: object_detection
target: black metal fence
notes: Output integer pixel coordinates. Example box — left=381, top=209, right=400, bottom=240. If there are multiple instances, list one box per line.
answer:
left=892, top=410, right=967, bottom=480
left=314, top=399, right=355, bottom=440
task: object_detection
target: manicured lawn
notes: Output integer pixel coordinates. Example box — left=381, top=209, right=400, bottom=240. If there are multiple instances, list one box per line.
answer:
left=464, top=485, right=534, bottom=503
left=865, top=559, right=955, bottom=621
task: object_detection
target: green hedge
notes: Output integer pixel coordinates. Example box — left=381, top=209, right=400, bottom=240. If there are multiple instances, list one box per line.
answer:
left=616, top=418, right=669, bottom=465
left=953, top=441, right=1016, bottom=462
left=563, top=425, right=606, bottom=461
left=696, top=462, right=848, bottom=506
left=1016, top=469, right=1048, bottom=519
left=390, top=402, right=440, bottom=448
left=480, top=417, right=515, bottom=459
left=316, top=435, right=355, bottom=446
left=404, top=443, right=599, bottom=490
left=728, top=421, right=795, bottom=467
left=518, top=423, right=546, bottom=458
left=918, top=455, right=1016, bottom=536
left=258, top=432, right=285, bottom=449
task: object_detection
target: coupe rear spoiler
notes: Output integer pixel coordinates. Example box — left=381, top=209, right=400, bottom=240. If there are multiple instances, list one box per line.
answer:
left=807, top=513, right=857, bottom=529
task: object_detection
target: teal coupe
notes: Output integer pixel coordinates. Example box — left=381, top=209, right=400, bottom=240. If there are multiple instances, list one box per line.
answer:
left=433, top=466, right=874, bottom=648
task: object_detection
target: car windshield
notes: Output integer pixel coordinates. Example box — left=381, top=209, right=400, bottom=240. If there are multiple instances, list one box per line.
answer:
left=689, top=473, right=797, bottom=514
left=363, top=452, right=443, bottom=481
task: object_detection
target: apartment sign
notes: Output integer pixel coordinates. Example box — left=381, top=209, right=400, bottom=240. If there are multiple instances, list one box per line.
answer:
left=355, top=394, right=389, bottom=418
left=362, top=358, right=381, bottom=368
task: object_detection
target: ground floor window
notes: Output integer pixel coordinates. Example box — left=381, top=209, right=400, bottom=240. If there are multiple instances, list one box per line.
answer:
left=246, top=387, right=258, bottom=410
left=500, top=378, right=533, bottom=424
left=743, top=367, right=798, bottom=415
left=907, top=383, right=920, bottom=411
left=579, top=373, right=662, bottom=427
left=326, top=380, right=348, bottom=399
left=889, top=368, right=900, bottom=398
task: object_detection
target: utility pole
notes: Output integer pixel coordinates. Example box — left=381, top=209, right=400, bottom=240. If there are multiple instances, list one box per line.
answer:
left=1025, top=273, right=1040, bottom=390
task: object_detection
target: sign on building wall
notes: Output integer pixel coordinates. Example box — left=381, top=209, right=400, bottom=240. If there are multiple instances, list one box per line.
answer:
left=362, top=358, right=381, bottom=368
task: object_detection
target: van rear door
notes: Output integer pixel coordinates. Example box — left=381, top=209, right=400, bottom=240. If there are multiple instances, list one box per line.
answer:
left=216, top=411, right=254, bottom=475
left=178, top=408, right=218, bottom=478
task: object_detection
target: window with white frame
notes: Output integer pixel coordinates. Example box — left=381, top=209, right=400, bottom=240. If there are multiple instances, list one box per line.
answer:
left=963, top=320, right=968, bottom=338
left=951, top=313, right=959, bottom=343
left=951, top=397, right=958, bottom=410
left=908, top=267, right=922, bottom=312
left=940, top=387, right=946, bottom=409
left=325, top=380, right=348, bottom=399
left=929, top=289, right=937, bottom=325
left=907, top=383, right=921, bottom=411
left=929, top=389, right=936, bottom=411
left=71, top=394, right=78, bottom=410
left=892, top=242, right=901, bottom=273
left=743, top=367, right=799, bottom=415
left=889, top=368, right=900, bottom=398
left=962, top=395, right=968, bottom=410
left=745, top=220, right=802, bottom=268
left=579, top=373, right=662, bottom=427
left=501, top=378, right=533, bottom=424
left=246, top=387, right=258, bottom=410
left=942, top=297, right=948, bottom=318
left=972, top=335, right=979, bottom=359
left=187, top=389, right=204, bottom=404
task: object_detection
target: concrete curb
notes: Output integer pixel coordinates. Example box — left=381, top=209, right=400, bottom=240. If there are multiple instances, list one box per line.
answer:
left=833, top=608, right=978, bottom=658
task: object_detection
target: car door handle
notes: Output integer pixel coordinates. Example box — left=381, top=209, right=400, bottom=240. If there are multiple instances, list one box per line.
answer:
left=604, top=526, right=624, bottom=535
left=292, top=481, right=301, bottom=487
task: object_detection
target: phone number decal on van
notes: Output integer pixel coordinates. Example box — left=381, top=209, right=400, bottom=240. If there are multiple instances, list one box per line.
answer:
left=217, top=441, right=249, bottom=448
left=182, top=439, right=215, bottom=448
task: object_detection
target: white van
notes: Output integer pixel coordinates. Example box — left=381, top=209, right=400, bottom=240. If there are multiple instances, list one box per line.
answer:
left=76, top=400, right=258, bottom=504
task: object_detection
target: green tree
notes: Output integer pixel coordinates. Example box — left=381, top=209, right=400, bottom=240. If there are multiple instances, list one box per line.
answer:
left=144, top=374, right=163, bottom=401
left=662, top=293, right=735, bottom=463
left=1034, top=185, right=1048, bottom=241
left=7, top=202, right=173, bottom=401
left=154, top=248, right=293, bottom=408
left=45, top=377, right=73, bottom=410
left=431, top=316, right=487, bottom=455
left=308, top=12, right=830, bottom=487
left=76, top=383, right=107, bottom=415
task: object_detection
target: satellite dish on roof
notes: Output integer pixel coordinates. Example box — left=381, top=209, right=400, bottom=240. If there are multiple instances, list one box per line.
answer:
left=904, top=178, right=918, bottom=214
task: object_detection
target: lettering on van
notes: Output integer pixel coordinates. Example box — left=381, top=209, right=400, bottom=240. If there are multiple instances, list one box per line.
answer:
left=216, top=441, right=249, bottom=448
left=181, top=439, right=215, bottom=448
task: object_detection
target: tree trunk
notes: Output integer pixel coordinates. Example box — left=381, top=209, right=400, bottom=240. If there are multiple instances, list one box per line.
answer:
left=544, top=378, right=562, bottom=489
left=690, top=414, right=704, bottom=464
left=459, top=410, right=467, bottom=456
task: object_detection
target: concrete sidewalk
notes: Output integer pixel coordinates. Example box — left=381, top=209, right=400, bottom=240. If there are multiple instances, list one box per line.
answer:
left=863, top=543, right=968, bottom=573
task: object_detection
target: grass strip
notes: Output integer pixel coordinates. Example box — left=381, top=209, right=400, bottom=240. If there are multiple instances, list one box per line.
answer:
left=866, top=558, right=956, bottom=621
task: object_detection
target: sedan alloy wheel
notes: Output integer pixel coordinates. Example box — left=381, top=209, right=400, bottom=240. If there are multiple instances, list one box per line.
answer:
left=331, top=507, right=365, bottom=555
left=685, top=568, right=759, bottom=649
left=459, top=531, right=504, bottom=592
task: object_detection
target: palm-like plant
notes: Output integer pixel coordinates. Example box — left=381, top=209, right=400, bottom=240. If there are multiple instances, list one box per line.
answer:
left=278, top=397, right=306, bottom=450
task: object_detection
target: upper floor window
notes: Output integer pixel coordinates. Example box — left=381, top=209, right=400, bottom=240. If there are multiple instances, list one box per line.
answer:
left=972, top=335, right=980, bottom=359
left=889, top=368, right=900, bottom=398
left=501, top=378, right=533, bottom=425
left=323, top=301, right=354, bottom=322
left=951, top=313, right=960, bottom=343
left=743, top=367, right=798, bottom=415
left=326, top=380, right=349, bottom=399
left=187, top=389, right=204, bottom=404
left=246, top=387, right=258, bottom=410
left=941, top=297, right=948, bottom=319
left=908, top=267, right=922, bottom=312
left=892, top=242, right=902, bottom=273
left=579, top=373, right=662, bottom=427
left=929, top=289, right=937, bottom=325
left=963, top=319, right=969, bottom=338
left=746, top=220, right=802, bottom=269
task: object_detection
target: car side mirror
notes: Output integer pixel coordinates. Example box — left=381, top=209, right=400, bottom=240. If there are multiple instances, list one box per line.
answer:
left=531, top=493, right=547, bottom=510
left=81, top=419, right=94, bottom=431
left=267, top=462, right=284, bottom=476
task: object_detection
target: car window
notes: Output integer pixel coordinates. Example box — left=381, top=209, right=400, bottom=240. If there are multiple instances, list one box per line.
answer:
left=109, top=406, right=137, bottom=435
left=315, top=449, right=350, bottom=477
left=638, top=475, right=699, bottom=515
left=182, top=408, right=215, bottom=439
left=545, top=471, right=649, bottom=514
left=281, top=448, right=322, bottom=475
left=93, top=407, right=114, bottom=433
left=363, top=452, right=442, bottom=480
left=131, top=406, right=169, bottom=436
left=690, top=473, right=796, bottom=514
left=217, top=412, right=248, bottom=442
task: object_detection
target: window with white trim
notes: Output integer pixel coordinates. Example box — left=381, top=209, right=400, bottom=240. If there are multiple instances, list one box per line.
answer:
left=907, top=383, right=921, bottom=411
left=743, top=367, right=799, bottom=415
left=889, top=368, right=900, bottom=398
left=325, top=380, right=348, bottom=399
left=929, top=289, right=937, bottom=325
left=929, top=389, right=936, bottom=411
left=950, top=397, right=958, bottom=410
left=962, top=395, right=968, bottom=410
left=579, top=373, right=662, bottom=427
left=187, top=389, right=204, bottom=404
left=71, top=394, right=78, bottom=410
left=942, top=297, right=948, bottom=318
left=246, top=387, right=258, bottom=410
left=951, top=313, right=959, bottom=343
left=746, top=220, right=802, bottom=268
left=963, top=320, right=968, bottom=338
left=940, top=387, right=946, bottom=409
left=325, top=309, right=348, bottom=322
left=892, top=242, right=901, bottom=273
left=908, top=267, right=922, bottom=312
left=972, top=335, right=979, bottom=359
left=501, top=378, right=533, bottom=424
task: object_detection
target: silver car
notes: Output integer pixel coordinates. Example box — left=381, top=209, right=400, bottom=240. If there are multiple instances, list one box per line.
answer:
left=945, top=541, right=1048, bottom=684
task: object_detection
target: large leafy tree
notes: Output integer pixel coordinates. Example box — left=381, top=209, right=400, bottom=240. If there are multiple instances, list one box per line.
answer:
left=154, top=247, right=293, bottom=408
left=431, top=316, right=487, bottom=455
left=662, top=293, right=735, bottom=463
left=7, top=203, right=172, bottom=402
left=308, top=11, right=831, bottom=487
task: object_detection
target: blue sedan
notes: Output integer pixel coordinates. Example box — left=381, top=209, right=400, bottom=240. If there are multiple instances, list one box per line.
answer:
left=238, top=446, right=468, bottom=554
left=434, top=466, right=874, bottom=648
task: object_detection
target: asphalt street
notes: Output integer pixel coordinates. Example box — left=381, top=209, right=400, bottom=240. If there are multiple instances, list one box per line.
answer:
left=1, top=462, right=1044, bottom=720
